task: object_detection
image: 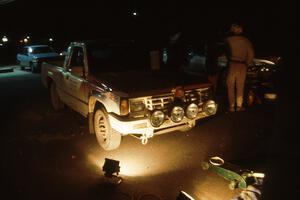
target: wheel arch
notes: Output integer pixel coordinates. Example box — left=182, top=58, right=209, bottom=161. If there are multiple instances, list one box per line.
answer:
left=88, top=97, right=107, bottom=134
left=88, top=96, right=107, bottom=114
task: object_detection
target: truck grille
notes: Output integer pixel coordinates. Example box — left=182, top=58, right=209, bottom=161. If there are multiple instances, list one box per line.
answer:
left=145, top=87, right=211, bottom=110
left=146, top=94, right=173, bottom=110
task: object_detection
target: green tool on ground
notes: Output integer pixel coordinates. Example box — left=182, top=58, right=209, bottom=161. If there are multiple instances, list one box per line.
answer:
left=201, top=156, right=265, bottom=190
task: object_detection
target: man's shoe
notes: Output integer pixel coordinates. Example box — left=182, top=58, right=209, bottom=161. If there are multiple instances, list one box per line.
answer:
left=236, top=106, right=245, bottom=111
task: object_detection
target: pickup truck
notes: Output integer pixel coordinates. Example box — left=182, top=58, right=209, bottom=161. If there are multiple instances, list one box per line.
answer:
left=17, top=45, right=60, bottom=73
left=41, top=40, right=217, bottom=150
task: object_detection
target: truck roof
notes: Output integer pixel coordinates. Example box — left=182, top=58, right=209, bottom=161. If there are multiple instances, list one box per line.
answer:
left=70, top=39, right=136, bottom=47
left=24, top=44, right=51, bottom=48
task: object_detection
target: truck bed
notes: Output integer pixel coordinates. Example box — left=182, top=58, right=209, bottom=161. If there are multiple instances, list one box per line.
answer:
left=41, top=56, right=65, bottom=88
left=43, top=56, right=65, bottom=67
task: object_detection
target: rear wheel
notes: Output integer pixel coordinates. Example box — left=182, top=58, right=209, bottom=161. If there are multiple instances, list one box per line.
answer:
left=30, top=62, right=37, bottom=73
left=50, top=82, right=64, bottom=111
left=18, top=61, right=25, bottom=70
left=17, top=60, right=25, bottom=70
left=94, top=109, right=121, bottom=150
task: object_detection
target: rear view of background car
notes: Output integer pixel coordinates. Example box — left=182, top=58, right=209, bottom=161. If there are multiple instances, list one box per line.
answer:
left=17, top=45, right=61, bottom=73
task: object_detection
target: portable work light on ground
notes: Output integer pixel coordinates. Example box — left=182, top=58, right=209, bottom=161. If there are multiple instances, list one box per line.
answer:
left=102, top=158, right=123, bottom=184
left=103, top=158, right=120, bottom=177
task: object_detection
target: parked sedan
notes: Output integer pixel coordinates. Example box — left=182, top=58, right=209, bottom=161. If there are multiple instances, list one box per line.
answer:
left=17, top=45, right=60, bottom=73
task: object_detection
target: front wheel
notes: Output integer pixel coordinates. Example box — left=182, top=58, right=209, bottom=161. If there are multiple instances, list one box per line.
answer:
left=94, top=109, right=121, bottom=150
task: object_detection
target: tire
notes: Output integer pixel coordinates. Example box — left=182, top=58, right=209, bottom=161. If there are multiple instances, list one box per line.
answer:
left=18, top=61, right=24, bottom=70
left=30, top=62, right=37, bottom=73
left=94, top=109, right=121, bottom=150
left=50, top=82, right=64, bottom=111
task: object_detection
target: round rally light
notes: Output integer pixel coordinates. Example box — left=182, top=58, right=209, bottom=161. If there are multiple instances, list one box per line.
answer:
left=186, top=103, right=199, bottom=119
left=150, top=110, right=165, bottom=127
left=171, top=106, right=185, bottom=123
left=203, top=100, right=217, bottom=115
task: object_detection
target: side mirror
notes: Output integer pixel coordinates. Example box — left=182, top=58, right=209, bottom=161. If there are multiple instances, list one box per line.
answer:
left=70, top=66, right=84, bottom=77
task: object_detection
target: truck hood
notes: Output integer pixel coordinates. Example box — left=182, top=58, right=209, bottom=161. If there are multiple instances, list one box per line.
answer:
left=88, top=69, right=211, bottom=97
left=31, top=53, right=60, bottom=59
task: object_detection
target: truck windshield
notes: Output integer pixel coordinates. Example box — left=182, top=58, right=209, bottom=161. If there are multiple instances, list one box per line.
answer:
left=31, top=46, right=54, bottom=54
left=86, top=43, right=149, bottom=74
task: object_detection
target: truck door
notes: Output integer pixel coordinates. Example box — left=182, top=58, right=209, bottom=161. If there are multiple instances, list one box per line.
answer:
left=62, top=46, right=89, bottom=116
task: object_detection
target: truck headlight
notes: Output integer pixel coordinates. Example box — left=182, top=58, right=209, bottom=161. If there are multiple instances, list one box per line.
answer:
left=150, top=110, right=165, bottom=127
left=203, top=100, right=217, bottom=115
left=130, top=100, right=145, bottom=112
left=186, top=103, right=199, bottom=119
left=170, top=106, right=184, bottom=123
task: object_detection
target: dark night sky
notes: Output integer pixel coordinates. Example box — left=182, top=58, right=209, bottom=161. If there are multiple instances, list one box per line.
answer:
left=0, top=1, right=298, bottom=56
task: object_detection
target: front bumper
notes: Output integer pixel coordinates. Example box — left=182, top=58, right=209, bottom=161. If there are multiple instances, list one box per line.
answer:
left=108, top=106, right=216, bottom=137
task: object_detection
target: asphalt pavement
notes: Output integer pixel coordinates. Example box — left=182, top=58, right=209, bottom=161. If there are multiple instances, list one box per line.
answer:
left=0, top=66, right=277, bottom=200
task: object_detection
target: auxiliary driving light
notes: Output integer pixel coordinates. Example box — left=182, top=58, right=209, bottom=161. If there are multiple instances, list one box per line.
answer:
left=203, top=100, right=217, bottom=115
left=171, top=106, right=185, bottom=123
left=186, top=103, right=199, bottom=119
left=150, top=110, right=165, bottom=127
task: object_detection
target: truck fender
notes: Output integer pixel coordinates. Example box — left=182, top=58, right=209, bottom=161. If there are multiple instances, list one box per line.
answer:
left=88, top=95, right=106, bottom=134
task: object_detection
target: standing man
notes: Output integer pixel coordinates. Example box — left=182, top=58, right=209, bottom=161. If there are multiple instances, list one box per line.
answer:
left=225, top=23, right=254, bottom=112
